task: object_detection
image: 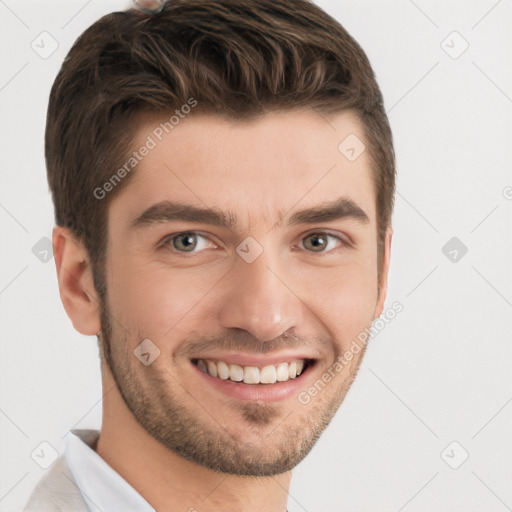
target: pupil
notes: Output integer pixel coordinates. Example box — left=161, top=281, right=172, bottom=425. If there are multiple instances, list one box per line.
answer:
left=309, top=234, right=325, bottom=251
left=175, top=233, right=196, bottom=251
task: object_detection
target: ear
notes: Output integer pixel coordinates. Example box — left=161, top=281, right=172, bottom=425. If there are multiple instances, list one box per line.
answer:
left=52, top=225, right=101, bottom=336
left=373, top=225, right=393, bottom=320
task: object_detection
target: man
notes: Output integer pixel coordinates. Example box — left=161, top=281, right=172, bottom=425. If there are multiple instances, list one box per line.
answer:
left=24, top=0, right=395, bottom=510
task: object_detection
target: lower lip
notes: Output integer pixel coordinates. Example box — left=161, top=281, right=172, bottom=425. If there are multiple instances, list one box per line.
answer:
left=191, top=361, right=316, bottom=402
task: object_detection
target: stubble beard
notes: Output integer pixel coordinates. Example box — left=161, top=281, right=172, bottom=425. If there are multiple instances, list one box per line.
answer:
left=96, top=290, right=363, bottom=476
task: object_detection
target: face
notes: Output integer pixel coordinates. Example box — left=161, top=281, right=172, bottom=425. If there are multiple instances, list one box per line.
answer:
left=98, top=109, right=390, bottom=476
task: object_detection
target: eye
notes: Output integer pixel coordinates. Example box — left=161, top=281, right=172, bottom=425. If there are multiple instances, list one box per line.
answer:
left=160, top=230, right=350, bottom=255
left=301, top=232, right=348, bottom=253
left=162, top=231, right=217, bottom=253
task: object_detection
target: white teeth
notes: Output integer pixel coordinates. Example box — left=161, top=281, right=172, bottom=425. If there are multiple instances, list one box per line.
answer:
left=207, top=361, right=218, bottom=378
left=217, top=361, right=230, bottom=380
left=276, top=363, right=289, bottom=382
left=260, top=365, right=277, bottom=384
left=229, top=364, right=244, bottom=382
left=195, top=358, right=309, bottom=384
left=243, top=366, right=260, bottom=384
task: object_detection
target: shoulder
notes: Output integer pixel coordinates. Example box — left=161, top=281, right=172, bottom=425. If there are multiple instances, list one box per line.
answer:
left=23, top=454, right=88, bottom=512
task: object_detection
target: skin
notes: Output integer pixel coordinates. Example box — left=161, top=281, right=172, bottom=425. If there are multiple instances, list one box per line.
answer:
left=53, top=108, right=392, bottom=512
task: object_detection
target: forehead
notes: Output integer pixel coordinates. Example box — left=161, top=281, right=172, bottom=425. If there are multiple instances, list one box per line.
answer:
left=109, top=109, right=377, bottom=230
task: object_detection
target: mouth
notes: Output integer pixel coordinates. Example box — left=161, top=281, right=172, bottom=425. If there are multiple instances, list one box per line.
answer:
left=190, top=351, right=323, bottom=402
left=191, top=357, right=316, bottom=385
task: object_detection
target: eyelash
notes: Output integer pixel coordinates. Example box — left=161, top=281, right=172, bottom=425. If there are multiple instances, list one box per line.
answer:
left=160, top=230, right=351, bottom=255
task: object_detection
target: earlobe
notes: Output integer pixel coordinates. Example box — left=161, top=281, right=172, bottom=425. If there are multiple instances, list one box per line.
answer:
left=373, top=225, right=393, bottom=320
left=52, top=226, right=101, bottom=336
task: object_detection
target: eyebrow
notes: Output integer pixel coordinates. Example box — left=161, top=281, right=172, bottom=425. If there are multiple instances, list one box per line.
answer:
left=130, top=196, right=370, bottom=231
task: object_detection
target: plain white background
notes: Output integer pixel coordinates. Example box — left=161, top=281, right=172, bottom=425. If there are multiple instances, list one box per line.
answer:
left=1, top=1, right=511, bottom=511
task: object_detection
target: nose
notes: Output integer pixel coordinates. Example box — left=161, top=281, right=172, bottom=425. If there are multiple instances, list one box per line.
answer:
left=217, top=248, right=303, bottom=342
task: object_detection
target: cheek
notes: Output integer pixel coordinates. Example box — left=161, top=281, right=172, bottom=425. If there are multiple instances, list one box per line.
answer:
left=107, top=256, right=222, bottom=341
left=305, top=261, right=378, bottom=350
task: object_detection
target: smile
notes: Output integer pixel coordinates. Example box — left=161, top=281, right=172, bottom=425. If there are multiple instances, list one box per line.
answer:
left=192, top=358, right=314, bottom=385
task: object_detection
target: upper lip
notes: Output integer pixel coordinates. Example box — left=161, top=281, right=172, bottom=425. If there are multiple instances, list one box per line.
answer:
left=190, top=351, right=318, bottom=367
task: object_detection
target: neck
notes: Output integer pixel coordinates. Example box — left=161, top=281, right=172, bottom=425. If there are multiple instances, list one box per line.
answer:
left=95, top=369, right=291, bottom=512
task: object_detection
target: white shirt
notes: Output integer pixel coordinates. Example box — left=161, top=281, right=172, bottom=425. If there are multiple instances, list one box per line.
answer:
left=64, top=429, right=155, bottom=512
left=64, top=429, right=290, bottom=512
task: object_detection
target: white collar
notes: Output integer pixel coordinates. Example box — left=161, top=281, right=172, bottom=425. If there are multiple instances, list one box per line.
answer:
left=64, top=429, right=290, bottom=511
left=64, top=429, right=155, bottom=512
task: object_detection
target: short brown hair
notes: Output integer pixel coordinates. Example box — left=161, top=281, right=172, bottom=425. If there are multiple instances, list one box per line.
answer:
left=46, top=0, right=395, bottom=296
